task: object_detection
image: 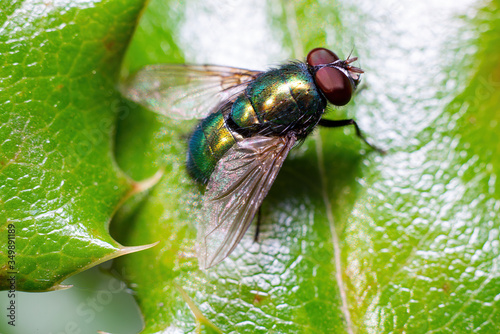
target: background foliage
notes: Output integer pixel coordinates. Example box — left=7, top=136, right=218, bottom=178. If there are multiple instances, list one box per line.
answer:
left=0, top=0, right=149, bottom=292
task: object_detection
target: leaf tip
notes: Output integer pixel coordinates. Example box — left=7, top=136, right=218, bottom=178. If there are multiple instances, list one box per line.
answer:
left=130, top=168, right=165, bottom=195
left=119, top=241, right=160, bottom=256
left=47, top=284, right=73, bottom=291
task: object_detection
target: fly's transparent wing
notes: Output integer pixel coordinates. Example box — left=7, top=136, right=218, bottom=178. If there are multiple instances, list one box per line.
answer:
left=197, top=135, right=297, bottom=269
left=120, top=64, right=262, bottom=119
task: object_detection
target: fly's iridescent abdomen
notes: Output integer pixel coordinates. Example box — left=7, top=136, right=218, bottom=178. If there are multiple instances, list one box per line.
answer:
left=187, top=111, right=237, bottom=183
left=187, top=62, right=326, bottom=183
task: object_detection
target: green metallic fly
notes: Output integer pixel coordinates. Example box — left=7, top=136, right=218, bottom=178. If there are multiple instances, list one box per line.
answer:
left=121, top=48, right=382, bottom=269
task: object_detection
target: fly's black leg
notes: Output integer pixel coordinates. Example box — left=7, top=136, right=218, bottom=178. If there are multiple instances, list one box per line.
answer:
left=254, top=208, right=262, bottom=242
left=318, top=118, right=386, bottom=154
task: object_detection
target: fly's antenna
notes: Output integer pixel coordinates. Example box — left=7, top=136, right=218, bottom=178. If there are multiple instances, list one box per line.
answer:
left=346, top=47, right=354, bottom=61
left=344, top=47, right=363, bottom=75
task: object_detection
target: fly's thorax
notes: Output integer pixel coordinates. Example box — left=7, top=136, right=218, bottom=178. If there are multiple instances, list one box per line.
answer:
left=187, top=112, right=237, bottom=183
left=241, top=63, right=326, bottom=136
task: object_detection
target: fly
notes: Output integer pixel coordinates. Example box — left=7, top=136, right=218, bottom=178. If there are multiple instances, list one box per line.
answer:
left=121, top=48, right=383, bottom=269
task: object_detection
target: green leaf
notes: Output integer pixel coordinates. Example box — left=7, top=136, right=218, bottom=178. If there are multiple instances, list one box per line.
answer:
left=114, top=0, right=500, bottom=333
left=0, top=0, right=149, bottom=291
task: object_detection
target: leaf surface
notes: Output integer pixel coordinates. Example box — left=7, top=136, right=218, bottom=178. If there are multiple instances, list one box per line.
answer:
left=0, top=0, right=148, bottom=291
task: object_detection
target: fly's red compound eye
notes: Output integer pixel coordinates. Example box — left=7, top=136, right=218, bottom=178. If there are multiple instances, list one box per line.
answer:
left=307, top=47, right=354, bottom=106
left=315, top=67, right=353, bottom=106
left=306, top=48, right=339, bottom=66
